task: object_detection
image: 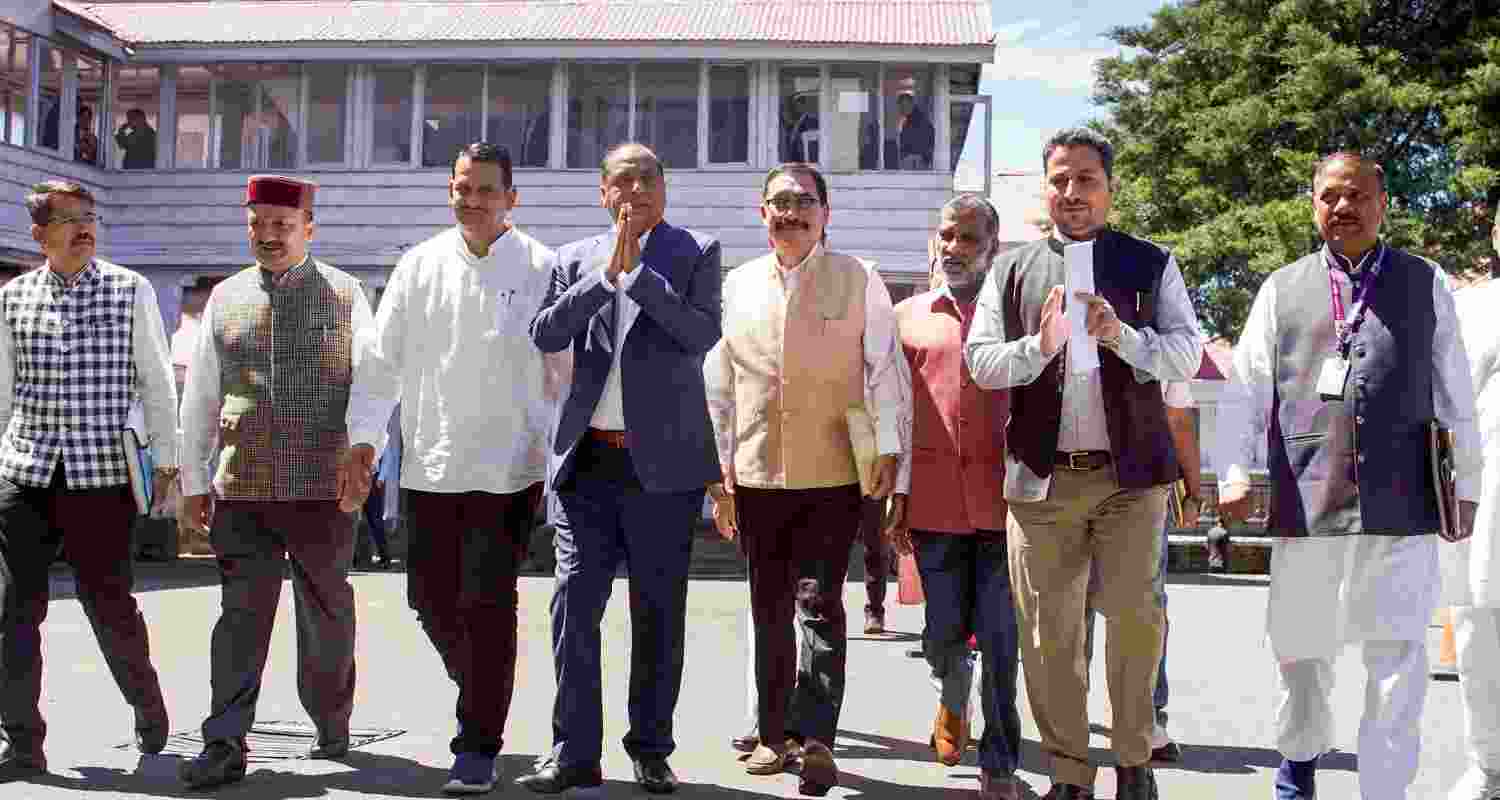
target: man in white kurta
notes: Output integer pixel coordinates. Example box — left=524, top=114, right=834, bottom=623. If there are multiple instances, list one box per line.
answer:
left=1217, top=153, right=1480, bottom=800
left=1440, top=207, right=1500, bottom=800
left=342, top=143, right=564, bottom=795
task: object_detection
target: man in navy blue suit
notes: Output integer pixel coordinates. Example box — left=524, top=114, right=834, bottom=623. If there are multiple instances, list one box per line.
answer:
left=521, top=143, right=722, bottom=796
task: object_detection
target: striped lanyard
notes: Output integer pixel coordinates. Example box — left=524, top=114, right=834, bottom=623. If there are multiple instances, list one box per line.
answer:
left=1326, top=244, right=1386, bottom=359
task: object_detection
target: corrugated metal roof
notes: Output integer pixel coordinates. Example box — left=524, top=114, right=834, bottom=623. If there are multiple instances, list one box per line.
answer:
left=55, top=1, right=993, bottom=48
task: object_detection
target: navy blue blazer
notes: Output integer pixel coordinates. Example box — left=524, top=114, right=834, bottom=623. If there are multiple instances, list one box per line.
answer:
left=530, top=221, right=723, bottom=494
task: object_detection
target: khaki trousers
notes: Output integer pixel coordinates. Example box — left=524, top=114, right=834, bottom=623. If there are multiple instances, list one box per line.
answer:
left=1007, top=465, right=1167, bottom=788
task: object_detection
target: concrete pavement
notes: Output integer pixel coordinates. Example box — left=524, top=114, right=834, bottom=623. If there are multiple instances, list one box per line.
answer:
left=14, top=565, right=1469, bottom=799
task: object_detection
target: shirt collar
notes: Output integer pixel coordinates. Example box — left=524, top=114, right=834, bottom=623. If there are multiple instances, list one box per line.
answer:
left=43, top=259, right=97, bottom=290
left=453, top=225, right=511, bottom=263
left=259, top=254, right=314, bottom=289
left=1322, top=240, right=1385, bottom=274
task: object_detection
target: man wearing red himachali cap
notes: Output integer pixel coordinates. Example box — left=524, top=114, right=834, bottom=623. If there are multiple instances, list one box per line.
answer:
left=177, top=175, right=378, bottom=790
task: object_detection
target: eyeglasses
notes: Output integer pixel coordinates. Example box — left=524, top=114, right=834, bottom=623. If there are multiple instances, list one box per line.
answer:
left=47, top=212, right=102, bottom=227
left=764, top=193, right=820, bottom=212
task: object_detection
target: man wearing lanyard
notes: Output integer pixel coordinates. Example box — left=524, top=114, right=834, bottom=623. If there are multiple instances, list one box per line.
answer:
left=1217, top=152, right=1479, bottom=800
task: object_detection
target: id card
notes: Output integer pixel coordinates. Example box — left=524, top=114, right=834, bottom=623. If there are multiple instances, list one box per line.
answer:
left=1316, top=356, right=1350, bottom=400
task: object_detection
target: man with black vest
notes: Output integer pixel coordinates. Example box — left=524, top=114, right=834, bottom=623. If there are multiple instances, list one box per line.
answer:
left=177, top=175, right=377, bottom=790
left=1217, top=152, right=1480, bottom=800
left=966, top=128, right=1203, bottom=800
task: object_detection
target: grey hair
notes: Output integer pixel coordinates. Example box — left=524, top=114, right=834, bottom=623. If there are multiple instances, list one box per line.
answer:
left=600, top=142, right=665, bottom=181
left=941, top=193, right=1000, bottom=242
left=1042, top=127, right=1115, bottom=180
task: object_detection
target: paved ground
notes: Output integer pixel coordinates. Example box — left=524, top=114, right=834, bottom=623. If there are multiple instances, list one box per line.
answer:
left=16, top=563, right=1468, bottom=799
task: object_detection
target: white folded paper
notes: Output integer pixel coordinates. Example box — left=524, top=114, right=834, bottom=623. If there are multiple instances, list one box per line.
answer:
left=1064, top=241, right=1099, bottom=374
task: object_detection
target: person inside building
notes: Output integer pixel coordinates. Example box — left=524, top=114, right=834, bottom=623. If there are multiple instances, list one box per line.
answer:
left=115, top=108, right=158, bottom=170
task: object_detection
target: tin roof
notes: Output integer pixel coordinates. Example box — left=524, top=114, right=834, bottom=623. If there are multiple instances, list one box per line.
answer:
left=56, top=0, right=994, bottom=48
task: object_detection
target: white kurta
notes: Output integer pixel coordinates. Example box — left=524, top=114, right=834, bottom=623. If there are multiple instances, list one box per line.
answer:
left=1443, top=280, right=1500, bottom=609
left=1217, top=257, right=1481, bottom=658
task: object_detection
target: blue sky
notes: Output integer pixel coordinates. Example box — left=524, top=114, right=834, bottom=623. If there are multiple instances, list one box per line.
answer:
left=979, top=0, right=1172, bottom=172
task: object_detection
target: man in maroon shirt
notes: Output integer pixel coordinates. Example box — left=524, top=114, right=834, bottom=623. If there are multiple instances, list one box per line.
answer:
left=886, top=194, right=1020, bottom=800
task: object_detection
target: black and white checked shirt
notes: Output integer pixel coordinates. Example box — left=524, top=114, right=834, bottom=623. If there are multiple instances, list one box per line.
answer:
left=0, top=260, right=178, bottom=489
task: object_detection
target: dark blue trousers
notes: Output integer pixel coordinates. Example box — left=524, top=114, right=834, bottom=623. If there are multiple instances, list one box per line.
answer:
left=549, top=439, right=703, bottom=768
left=913, top=530, right=1022, bottom=776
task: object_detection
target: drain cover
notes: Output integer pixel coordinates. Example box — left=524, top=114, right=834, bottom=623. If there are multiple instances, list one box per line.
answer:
left=119, top=720, right=405, bottom=762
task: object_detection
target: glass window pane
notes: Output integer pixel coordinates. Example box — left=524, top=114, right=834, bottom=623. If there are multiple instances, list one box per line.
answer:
left=829, top=64, right=876, bottom=171
left=212, top=64, right=299, bottom=170
left=2, top=27, right=29, bottom=147
left=634, top=63, right=697, bottom=169
left=306, top=64, right=347, bottom=163
left=884, top=65, right=934, bottom=171
left=708, top=65, right=749, bottom=164
left=950, top=100, right=987, bottom=191
left=422, top=65, right=483, bottom=168
left=37, top=42, right=61, bottom=151
left=175, top=65, right=212, bottom=168
left=371, top=66, right=413, bottom=164
left=950, top=64, right=981, bottom=96
left=486, top=64, right=551, bottom=168
left=113, top=66, right=160, bottom=169
left=567, top=64, right=628, bottom=169
left=778, top=67, right=820, bottom=164
left=76, top=53, right=104, bottom=166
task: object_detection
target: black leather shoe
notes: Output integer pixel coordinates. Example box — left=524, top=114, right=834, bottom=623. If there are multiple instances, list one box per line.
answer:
left=134, top=703, right=170, bottom=755
left=179, top=738, right=247, bottom=789
left=1115, top=765, right=1158, bottom=800
left=1150, top=741, right=1182, bottom=762
left=633, top=758, right=677, bottom=794
left=0, top=741, right=46, bottom=783
left=517, top=759, right=604, bottom=794
left=1043, top=784, right=1094, bottom=800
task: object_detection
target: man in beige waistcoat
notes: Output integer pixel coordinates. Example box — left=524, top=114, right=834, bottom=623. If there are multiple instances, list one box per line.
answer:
left=705, top=162, right=909, bottom=796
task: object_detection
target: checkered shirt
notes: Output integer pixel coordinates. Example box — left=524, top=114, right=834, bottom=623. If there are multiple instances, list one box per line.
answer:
left=0, top=261, right=138, bottom=489
left=210, top=259, right=360, bottom=500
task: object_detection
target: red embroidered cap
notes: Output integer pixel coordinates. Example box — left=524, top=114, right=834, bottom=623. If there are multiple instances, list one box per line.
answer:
left=245, top=175, right=317, bottom=210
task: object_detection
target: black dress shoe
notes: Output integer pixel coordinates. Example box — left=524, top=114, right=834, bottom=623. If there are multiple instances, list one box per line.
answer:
left=517, top=759, right=604, bottom=794
left=633, top=757, right=678, bottom=794
left=179, top=738, right=247, bottom=789
left=1115, top=765, right=1159, bottom=800
left=308, top=737, right=349, bottom=759
left=0, top=741, right=46, bottom=783
left=1150, top=741, right=1182, bottom=762
left=1043, top=784, right=1094, bottom=800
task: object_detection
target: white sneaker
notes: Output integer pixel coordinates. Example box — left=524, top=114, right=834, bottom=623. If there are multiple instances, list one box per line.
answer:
left=1449, top=766, right=1500, bottom=800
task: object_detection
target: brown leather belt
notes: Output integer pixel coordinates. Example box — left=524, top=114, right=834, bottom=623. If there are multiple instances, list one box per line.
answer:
left=1055, top=450, right=1112, bottom=471
left=587, top=428, right=633, bottom=449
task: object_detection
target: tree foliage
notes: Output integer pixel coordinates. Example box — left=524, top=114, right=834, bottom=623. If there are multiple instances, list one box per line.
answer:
left=1092, top=0, right=1500, bottom=338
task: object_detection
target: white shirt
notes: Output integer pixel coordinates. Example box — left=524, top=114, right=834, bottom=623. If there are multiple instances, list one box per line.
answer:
left=704, top=243, right=910, bottom=473
left=0, top=259, right=178, bottom=467
left=1443, top=280, right=1500, bottom=607
left=1216, top=251, right=1481, bottom=503
left=179, top=258, right=377, bottom=496
left=588, top=224, right=653, bottom=430
left=345, top=226, right=564, bottom=494
left=965, top=231, right=1204, bottom=498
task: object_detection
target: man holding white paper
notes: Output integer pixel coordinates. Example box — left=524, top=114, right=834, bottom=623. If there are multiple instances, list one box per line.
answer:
left=705, top=162, right=908, bottom=796
left=965, top=128, right=1203, bottom=800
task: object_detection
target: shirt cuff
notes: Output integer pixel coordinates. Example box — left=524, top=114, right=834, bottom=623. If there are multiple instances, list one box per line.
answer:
left=180, top=464, right=212, bottom=497
left=876, top=423, right=902, bottom=457
left=347, top=424, right=388, bottom=461
left=1218, top=464, right=1252, bottom=494
left=1108, top=322, right=1146, bottom=365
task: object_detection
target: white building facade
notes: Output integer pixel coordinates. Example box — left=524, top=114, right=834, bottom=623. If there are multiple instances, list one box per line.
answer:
left=0, top=0, right=996, bottom=338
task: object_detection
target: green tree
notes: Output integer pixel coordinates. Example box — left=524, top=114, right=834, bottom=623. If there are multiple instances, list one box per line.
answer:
left=1092, top=0, right=1500, bottom=338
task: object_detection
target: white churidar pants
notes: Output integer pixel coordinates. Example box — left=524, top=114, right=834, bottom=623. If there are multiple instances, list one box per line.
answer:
left=1268, top=535, right=1437, bottom=800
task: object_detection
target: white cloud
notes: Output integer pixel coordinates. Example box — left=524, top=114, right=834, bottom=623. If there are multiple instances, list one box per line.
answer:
left=986, top=44, right=1118, bottom=93
left=993, top=18, right=1044, bottom=43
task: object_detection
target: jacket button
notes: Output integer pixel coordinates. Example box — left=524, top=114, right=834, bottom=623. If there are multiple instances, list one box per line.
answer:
left=1355, top=416, right=1364, bottom=424
left=1358, top=454, right=1367, bottom=464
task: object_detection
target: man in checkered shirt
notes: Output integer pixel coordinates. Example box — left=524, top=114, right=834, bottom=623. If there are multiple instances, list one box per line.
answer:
left=177, top=175, right=377, bottom=790
left=0, top=180, right=178, bottom=782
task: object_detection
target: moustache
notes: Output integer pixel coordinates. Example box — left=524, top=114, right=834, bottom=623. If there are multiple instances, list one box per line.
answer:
left=771, top=219, right=810, bottom=232
left=256, top=242, right=285, bottom=251
left=941, top=257, right=968, bottom=270
left=71, top=236, right=93, bottom=245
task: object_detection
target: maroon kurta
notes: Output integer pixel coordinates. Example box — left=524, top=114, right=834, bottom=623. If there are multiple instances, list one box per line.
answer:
left=896, top=288, right=1009, bottom=533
